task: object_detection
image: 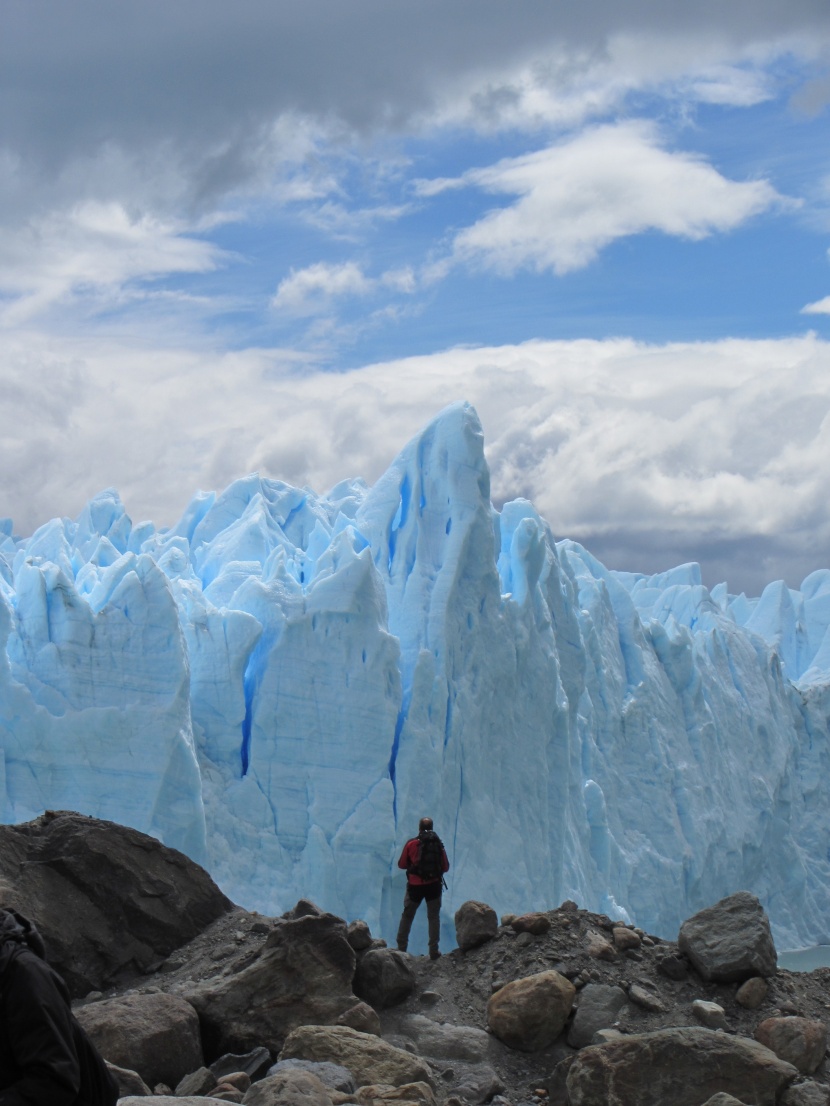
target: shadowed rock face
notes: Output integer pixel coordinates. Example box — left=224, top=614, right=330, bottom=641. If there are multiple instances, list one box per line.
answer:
left=0, top=810, right=232, bottom=996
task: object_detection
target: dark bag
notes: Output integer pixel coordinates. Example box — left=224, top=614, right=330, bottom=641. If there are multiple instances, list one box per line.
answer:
left=72, top=1018, right=120, bottom=1106
left=411, top=830, right=444, bottom=882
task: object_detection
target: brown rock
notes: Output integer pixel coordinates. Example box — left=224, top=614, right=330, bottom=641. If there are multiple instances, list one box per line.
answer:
left=337, top=1002, right=382, bottom=1036
left=487, top=970, right=575, bottom=1052
left=176, top=1066, right=219, bottom=1096
left=566, top=1027, right=797, bottom=1106
left=75, top=991, right=202, bottom=1089
left=242, top=1069, right=334, bottom=1106
left=586, top=933, right=617, bottom=962
left=355, top=1083, right=435, bottom=1106
left=221, top=1072, right=252, bottom=1092
left=627, top=983, right=665, bottom=1013
left=353, top=949, right=416, bottom=1009
left=755, top=1018, right=828, bottom=1074
left=454, top=901, right=498, bottom=951
left=106, top=1061, right=153, bottom=1098
left=736, top=976, right=768, bottom=1010
left=279, top=1025, right=433, bottom=1088
left=613, top=927, right=641, bottom=951
left=188, top=911, right=357, bottom=1055
left=0, top=811, right=232, bottom=996
left=511, top=913, right=551, bottom=936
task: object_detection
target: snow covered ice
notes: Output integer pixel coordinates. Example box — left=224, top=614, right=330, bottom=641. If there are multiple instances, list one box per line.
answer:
left=2, top=402, right=830, bottom=951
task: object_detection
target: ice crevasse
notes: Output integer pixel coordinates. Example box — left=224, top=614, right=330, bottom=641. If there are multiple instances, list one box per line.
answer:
left=1, top=402, right=829, bottom=951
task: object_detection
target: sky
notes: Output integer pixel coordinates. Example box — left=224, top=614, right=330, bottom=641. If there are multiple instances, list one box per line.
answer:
left=3, top=1, right=830, bottom=596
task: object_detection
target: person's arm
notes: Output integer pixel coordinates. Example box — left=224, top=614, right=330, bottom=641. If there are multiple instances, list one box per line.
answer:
left=441, top=846, right=450, bottom=873
left=0, top=953, right=81, bottom=1106
left=398, top=840, right=413, bottom=870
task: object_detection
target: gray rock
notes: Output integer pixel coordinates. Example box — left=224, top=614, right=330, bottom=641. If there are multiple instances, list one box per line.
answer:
left=627, top=983, right=665, bottom=1013
left=188, top=911, right=357, bottom=1055
left=566, top=1027, right=797, bottom=1106
left=755, top=1017, right=828, bottom=1074
left=455, top=901, right=498, bottom=951
left=279, top=1025, right=433, bottom=1088
left=393, top=1014, right=490, bottom=1063
left=699, top=1096, right=749, bottom=1106
left=445, top=1062, right=505, bottom=1104
left=348, top=920, right=373, bottom=951
left=176, top=1066, right=218, bottom=1096
left=336, top=1000, right=382, bottom=1036
left=693, top=1000, right=730, bottom=1030
left=105, top=1060, right=153, bottom=1097
left=210, top=1048, right=273, bottom=1083
left=0, top=810, right=231, bottom=996
left=782, top=1081, right=830, bottom=1106
left=678, top=892, right=777, bottom=983
left=268, top=1059, right=356, bottom=1093
left=567, top=984, right=627, bottom=1048
left=354, top=948, right=416, bottom=1009
left=242, top=1069, right=333, bottom=1106
left=736, top=976, right=768, bottom=1010
left=75, top=990, right=202, bottom=1089
left=657, top=952, right=690, bottom=980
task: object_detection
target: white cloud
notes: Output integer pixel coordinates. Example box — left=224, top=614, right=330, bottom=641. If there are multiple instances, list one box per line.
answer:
left=0, top=202, right=225, bottom=324
left=272, top=261, right=416, bottom=316
left=802, top=295, right=830, bottom=315
left=442, top=121, right=785, bottom=275
left=3, top=331, right=829, bottom=595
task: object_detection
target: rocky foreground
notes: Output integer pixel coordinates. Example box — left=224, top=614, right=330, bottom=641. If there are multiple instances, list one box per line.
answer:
left=3, top=812, right=830, bottom=1106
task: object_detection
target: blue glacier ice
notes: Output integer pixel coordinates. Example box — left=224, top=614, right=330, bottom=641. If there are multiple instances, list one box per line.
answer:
left=1, top=402, right=829, bottom=951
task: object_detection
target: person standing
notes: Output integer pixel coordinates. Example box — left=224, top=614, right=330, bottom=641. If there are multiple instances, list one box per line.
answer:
left=0, top=884, right=119, bottom=1106
left=396, top=817, right=450, bottom=960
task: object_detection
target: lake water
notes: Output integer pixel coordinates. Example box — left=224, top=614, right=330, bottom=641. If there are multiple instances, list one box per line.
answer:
left=778, top=946, right=830, bottom=972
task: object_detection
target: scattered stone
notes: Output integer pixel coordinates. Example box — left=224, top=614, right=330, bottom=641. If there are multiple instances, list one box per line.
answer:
left=692, top=1000, right=730, bottom=1030
left=511, top=913, right=551, bottom=936
left=337, top=1001, right=382, bottom=1036
left=455, top=901, right=499, bottom=951
left=782, top=1081, right=830, bottom=1106
left=657, top=952, right=689, bottom=980
left=348, top=920, right=373, bottom=951
left=559, top=901, right=579, bottom=912
left=212, top=1086, right=245, bottom=1103
left=567, top=984, right=627, bottom=1049
left=242, top=1069, right=333, bottom=1106
left=279, top=1025, right=433, bottom=1088
left=515, top=932, right=534, bottom=949
left=586, top=933, right=616, bottom=962
left=250, top=922, right=271, bottom=936
left=419, top=991, right=441, bottom=1006
left=755, top=1017, right=828, bottom=1074
left=211, top=1048, right=273, bottom=1083
left=678, top=892, right=777, bottom=983
left=736, top=976, right=768, bottom=1010
left=355, top=1082, right=436, bottom=1106
left=269, top=1059, right=357, bottom=1094
left=286, top=899, right=324, bottom=919
left=611, top=927, right=639, bottom=951
left=501, top=914, right=517, bottom=927
left=699, top=1096, right=748, bottom=1106
left=188, top=911, right=357, bottom=1055
left=219, top=1072, right=252, bottom=1093
left=487, top=970, right=575, bottom=1052
left=627, top=983, right=665, bottom=1013
left=592, top=1029, right=625, bottom=1045
left=106, top=1061, right=153, bottom=1097
left=446, top=1062, right=504, bottom=1104
left=354, top=948, right=416, bottom=1009
left=75, top=991, right=203, bottom=1089
left=176, top=1066, right=218, bottom=1096
left=153, top=1085, right=173, bottom=1095
left=566, top=1027, right=797, bottom=1106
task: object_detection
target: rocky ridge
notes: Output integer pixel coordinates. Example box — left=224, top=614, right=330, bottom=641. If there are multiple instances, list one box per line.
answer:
left=4, top=813, right=830, bottom=1106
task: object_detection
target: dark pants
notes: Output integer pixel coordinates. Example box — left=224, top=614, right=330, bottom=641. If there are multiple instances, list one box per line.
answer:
left=397, top=881, right=442, bottom=954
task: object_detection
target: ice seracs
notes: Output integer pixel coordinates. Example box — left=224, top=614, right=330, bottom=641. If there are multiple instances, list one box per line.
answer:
left=1, top=402, right=829, bottom=950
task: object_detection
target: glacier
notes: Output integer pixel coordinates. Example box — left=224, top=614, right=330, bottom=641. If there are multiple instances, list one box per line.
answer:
left=1, top=401, right=829, bottom=952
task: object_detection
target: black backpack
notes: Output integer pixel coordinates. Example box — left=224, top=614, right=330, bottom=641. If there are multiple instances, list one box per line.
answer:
left=410, top=831, right=444, bottom=882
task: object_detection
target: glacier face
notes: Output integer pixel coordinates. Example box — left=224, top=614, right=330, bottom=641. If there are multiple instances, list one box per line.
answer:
left=1, top=402, right=829, bottom=950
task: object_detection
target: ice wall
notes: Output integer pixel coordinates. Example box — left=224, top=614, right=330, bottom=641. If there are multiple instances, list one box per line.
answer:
left=1, top=403, right=829, bottom=949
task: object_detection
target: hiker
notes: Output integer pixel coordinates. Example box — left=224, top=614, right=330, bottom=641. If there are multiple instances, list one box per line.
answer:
left=396, top=816, right=450, bottom=960
left=0, top=883, right=119, bottom=1106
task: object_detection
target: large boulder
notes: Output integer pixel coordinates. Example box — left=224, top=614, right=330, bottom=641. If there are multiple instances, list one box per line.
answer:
left=566, top=1027, right=797, bottom=1106
left=677, top=892, right=777, bottom=983
left=188, top=911, right=358, bottom=1055
left=487, top=970, right=575, bottom=1052
left=279, top=1025, right=433, bottom=1088
left=354, top=948, right=416, bottom=1009
left=567, top=983, right=627, bottom=1049
left=391, top=1014, right=490, bottom=1063
left=755, top=1018, right=828, bottom=1074
left=454, top=901, right=498, bottom=951
left=75, top=991, right=203, bottom=1089
left=0, top=811, right=232, bottom=996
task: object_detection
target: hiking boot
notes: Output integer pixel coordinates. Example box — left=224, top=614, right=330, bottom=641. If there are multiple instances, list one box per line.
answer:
left=429, top=949, right=441, bottom=960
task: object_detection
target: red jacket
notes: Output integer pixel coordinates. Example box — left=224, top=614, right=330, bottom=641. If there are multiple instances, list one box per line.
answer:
left=398, top=835, right=450, bottom=886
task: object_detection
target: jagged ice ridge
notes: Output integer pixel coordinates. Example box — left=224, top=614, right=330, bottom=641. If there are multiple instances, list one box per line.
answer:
left=1, top=403, right=829, bottom=951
